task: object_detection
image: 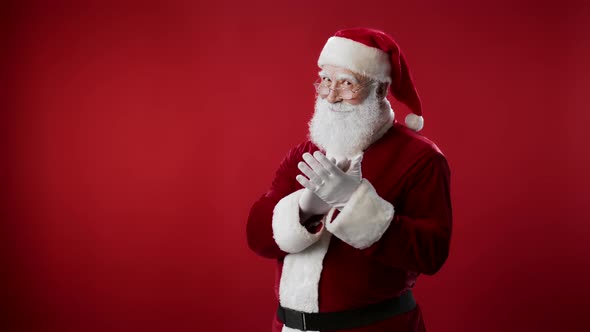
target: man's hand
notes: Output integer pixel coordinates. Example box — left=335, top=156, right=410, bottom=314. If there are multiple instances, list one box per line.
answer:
left=298, top=189, right=331, bottom=218
left=296, top=151, right=362, bottom=209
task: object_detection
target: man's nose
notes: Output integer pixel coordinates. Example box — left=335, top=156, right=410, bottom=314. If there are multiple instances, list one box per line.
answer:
left=325, top=86, right=342, bottom=103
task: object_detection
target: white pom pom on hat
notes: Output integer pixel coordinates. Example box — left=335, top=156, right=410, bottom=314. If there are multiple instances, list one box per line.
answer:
left=318, top=28, right=425, bottom=132
left=404, top=113, right=424, bottom=132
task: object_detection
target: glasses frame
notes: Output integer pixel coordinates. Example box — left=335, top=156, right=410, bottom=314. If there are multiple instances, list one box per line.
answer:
left=313, top=78, right=374, bottom=100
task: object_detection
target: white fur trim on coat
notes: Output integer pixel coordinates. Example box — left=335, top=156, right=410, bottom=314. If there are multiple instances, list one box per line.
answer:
left=318, top=36, right=391, bottom=83
left=325, top=179, right=394, bottom=249
left=279, top=231, right=332, bottom=332
left=272, top=189, right=325, bottom=253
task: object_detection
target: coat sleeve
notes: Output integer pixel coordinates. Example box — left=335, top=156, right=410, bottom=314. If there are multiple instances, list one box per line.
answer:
left=246, top=143, right=325, bottom=259
left=326, top=152, right=452, bottom=275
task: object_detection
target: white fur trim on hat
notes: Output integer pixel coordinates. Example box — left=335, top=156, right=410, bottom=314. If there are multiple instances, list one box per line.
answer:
left=325, top=179, right=394, bottom=249
left=272, top=189, right=325, bottom=253
left=318, top=36, right=391, bottom=83
left=405, top=113, right=424, bottom=132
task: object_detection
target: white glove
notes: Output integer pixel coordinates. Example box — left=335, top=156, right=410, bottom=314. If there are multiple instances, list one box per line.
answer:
left=296, top=151, right=362, bottom=209
left=298, top=189, right=331, bottom=216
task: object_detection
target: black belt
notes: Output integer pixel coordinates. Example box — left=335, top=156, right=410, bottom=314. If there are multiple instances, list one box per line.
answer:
left=276, top=290, right=416, bottom=331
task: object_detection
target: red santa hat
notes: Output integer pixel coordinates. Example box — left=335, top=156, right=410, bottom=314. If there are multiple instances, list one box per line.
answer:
left=317, top=28, right=424, bottom=131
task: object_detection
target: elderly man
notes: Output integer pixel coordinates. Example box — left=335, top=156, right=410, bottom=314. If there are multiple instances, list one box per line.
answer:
left=247, top=28, right=452, bottom=332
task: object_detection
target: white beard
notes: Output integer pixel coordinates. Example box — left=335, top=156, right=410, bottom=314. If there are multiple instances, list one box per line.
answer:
left=308, top=90, right=394, bottom=161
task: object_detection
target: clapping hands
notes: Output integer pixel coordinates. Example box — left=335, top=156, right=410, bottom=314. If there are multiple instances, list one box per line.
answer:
left=297, top=151, right=363, bottom=211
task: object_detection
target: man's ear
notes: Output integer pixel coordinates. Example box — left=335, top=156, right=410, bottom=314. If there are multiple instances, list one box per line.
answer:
left=376, top=82, right=389, bottom=100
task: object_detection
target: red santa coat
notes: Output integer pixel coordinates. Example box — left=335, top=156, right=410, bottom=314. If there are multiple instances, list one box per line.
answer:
left=247, top=120, right=452, bottom=332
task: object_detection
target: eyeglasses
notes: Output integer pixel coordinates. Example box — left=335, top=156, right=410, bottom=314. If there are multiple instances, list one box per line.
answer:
left=313, top=79, right=372, bottom=100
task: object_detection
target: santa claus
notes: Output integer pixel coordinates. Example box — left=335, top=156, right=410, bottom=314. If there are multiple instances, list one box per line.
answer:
left=247, top=28, right=452, bottom=332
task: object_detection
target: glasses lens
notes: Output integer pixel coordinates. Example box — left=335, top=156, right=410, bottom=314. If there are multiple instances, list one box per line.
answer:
left=340, top=89, right=353, bottom=100
left=314, top=82, right=356, bottom=100
left=315, top=84, right=329, bottom=96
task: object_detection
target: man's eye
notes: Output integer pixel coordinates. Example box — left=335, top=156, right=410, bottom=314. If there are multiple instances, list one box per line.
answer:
left=322, top=77, right=331, bottom=82
left=343, top=81, right=352, bottom=86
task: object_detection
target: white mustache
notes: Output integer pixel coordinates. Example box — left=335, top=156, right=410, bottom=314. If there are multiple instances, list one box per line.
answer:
left=318, top=98, right=357, bottom=113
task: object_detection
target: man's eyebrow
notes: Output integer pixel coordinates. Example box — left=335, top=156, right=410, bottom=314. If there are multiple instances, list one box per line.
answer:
left=334, top=73, right=359, bottom=84
left=317, top=71, right=360, bottom=83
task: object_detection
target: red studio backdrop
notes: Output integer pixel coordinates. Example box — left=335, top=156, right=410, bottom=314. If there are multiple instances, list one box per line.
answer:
left=2, top=1, right=589, bottom=331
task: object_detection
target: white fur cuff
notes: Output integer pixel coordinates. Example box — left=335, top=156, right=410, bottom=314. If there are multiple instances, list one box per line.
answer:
left=325, top=179, right=394, bottom=249
left=272, top=189, right=324, bottom=254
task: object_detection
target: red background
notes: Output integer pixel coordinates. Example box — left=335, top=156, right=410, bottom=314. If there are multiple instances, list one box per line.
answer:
left=2, top=1, right=589, bottom=331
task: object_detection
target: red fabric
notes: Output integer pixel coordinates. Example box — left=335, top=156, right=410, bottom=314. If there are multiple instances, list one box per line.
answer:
left=246, top=120, right=452, bottom=331
left=333, top=28, right=423, bottom=117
